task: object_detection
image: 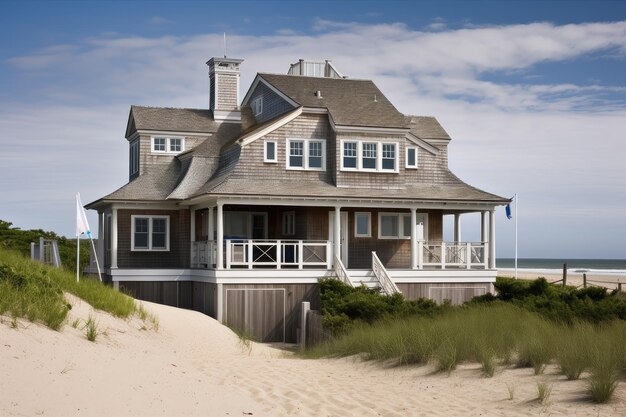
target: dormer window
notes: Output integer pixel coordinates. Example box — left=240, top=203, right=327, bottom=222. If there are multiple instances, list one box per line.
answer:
left=252, top=97, right=263, bottom=116
left=152, top=136, right=185, bottom=154
left=340, top=140, right=398, bottom=173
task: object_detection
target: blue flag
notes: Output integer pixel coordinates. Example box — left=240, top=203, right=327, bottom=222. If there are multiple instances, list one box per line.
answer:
left=505, top=204, right=512, bottom=219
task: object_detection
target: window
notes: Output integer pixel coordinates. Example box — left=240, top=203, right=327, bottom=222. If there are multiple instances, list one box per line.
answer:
left=286, top=139, right=325, bottom=170
left=362, top=143, right=377, bottom=169
left=252, top=97, right=263, bottom=116
left=129, top=139, right=139, bottom=176
left=131, top=215, right=170, bottom=251
left=382, top=144, right=396, bottom=170
left=169, top=138, right=182, bottom=153
left=406, top=147, right=418, bottom=169
left=309, top=141, right=323, bottom=168
left=354, top=212, right=371, bottom=237
left=153, top=137, right=166, bottom=152
left=152, top=137, right=185, bottom=154
left=378, top=213, right=410, bottom=239
left=289, top=140, right=304, bottom=167
left=343, top=142, right=357, bottom=168
left=340, top=140, right=398, bottom=172
left=283, top=211, right=295, bottom=236
left=264, top=140, right=277, bottom=163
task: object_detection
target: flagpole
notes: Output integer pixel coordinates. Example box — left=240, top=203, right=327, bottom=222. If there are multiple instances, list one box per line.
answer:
left=76, top=235, right=80, bottom=283
left=515, top=193, right=518, bottom=280
left=89, top=236, right=102, bottom=282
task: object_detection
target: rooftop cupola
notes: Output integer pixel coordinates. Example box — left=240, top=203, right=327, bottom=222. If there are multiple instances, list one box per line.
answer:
left=287, top=59, right=345, bottom=78
left=207, top=57, right=244, bottom=122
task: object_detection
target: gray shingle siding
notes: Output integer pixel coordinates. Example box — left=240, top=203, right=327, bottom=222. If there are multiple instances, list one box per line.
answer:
left=216, top=73, right=239, bottom=111
left=247, top=81, right=295, bottom=124
left=229, top=113, right=333, bottom=183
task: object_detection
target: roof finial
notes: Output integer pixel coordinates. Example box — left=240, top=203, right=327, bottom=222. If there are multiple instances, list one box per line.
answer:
left=223, top=32, right=227, bottom=58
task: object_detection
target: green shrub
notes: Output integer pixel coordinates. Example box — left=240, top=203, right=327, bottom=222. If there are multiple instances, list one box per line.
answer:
left=474, top=277, right=626, bottom=324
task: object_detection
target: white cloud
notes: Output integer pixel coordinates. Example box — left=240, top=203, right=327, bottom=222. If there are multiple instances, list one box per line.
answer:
left=2, top=20, right=626, bottom=257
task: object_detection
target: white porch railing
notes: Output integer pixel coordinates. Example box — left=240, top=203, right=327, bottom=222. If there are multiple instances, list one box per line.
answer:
left=191, top=240, right=217, bottom=268
left=372, top=252, right=401, bottom=295
left=226, top=240, right=332, bottom=269
left=334, top=255, right=354, bottom=287
left=419, top=241, right=488, bottom=270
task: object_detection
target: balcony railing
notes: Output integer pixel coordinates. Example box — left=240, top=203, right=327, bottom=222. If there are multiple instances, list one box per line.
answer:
left=226, top=240, right=332, bottom=269
left=190, top=239, right=488, bottom=270
left=191, top=240, right=217, bottom=268
left=420, top=241, right=487, bottom=269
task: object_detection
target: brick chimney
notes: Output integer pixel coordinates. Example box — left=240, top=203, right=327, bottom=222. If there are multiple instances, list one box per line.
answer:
left=207, top=57, right=244, bottom=122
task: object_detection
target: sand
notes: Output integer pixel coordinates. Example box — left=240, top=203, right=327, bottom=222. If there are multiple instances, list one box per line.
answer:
left=2, top=295, right=625, bottom=417
left=498, top=270, right=625, bottom=291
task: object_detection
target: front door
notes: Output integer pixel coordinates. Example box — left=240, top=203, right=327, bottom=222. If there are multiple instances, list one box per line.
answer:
left=328, top=212, right=349, bottom=267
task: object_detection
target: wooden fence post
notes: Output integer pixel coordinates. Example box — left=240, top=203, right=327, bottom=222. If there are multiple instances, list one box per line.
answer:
left=583, top=273, right=587, bottom=288
left=618, top=281, right=623, bottom=293
left=300, top=301, right=310, bottom=350
left=562, top=263, right=567, bottom=286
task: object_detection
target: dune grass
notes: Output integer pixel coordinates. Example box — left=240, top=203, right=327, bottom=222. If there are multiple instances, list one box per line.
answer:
left=304, top=303, right=625, bottom=402
left=0, top=248, right=136, bottom=330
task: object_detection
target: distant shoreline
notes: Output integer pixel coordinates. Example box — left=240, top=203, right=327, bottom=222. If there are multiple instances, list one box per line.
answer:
left=497, top=269, right=625, bottom=290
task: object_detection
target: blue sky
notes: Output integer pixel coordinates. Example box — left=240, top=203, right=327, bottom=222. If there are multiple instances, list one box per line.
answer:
left=1, top=0, right=626, bottom=259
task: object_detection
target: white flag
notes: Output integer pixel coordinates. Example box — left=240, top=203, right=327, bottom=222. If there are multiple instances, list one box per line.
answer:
left=76, top=192, right=91, bottom=238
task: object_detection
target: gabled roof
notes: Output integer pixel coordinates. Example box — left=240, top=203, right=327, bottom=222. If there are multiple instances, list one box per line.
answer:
left=257, top=73, right=407, bottom=129
left=126, top=106, right=219, bottom=137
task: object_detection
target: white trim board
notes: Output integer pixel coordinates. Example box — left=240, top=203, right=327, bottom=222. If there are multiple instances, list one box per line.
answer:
left=238, top=107, right=303, bottom=147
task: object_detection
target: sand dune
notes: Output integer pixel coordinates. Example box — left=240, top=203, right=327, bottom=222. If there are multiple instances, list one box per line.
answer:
left=2, top=296, right=624, bottom=417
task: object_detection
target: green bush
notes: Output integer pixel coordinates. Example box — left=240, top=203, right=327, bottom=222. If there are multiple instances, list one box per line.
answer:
left=319, top=279, right=443, bottom=335
left=472, top=277, right=626, bottom=324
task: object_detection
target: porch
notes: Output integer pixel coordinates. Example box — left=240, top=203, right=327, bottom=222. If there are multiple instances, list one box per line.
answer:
left=190, top=239, right=490, bottom=271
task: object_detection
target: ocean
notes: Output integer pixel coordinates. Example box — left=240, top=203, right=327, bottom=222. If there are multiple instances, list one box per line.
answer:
left=496, top=258, right=626, bottom=276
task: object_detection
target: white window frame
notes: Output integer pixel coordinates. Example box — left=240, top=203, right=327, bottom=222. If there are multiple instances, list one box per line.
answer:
left=340, top=140, right=399, bottom=173
left=129, top=139, right=139, bottom=176
left=151, top=136, right=185, bottom=154
left=286, top=138, right=326, bottom=171
left=282, top=211, right=295, bottom=236
left=252, top=96, right=263, bottom=116
left=354, top=212, right=371, bottom=238
left=378, top=212, right=411, bottom=240
left=131, top=215, right=170, bottom=251
left=405, top=146, right=418, bottom=169
left=264, top=140, right=277, bottom=163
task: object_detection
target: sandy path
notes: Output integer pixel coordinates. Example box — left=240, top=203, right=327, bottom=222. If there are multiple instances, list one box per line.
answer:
left=2, top=297, right=625, bottom=417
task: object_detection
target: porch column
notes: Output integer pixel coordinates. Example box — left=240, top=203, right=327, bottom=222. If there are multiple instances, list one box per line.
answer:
left=454, top=213, right=461, bottom=243
left=334, top=206, right=341, bottom=266
left=97, top=211, right=105, bottom=268
left=216, top=202, right=224, bottom=270
left=410, top=208, right=418, bottom=269
left=489, top=209, right=496, bottom=269
left=190, top=208, right=196, bottom=266
left=111, top=208, right=118, bottom=269
left=208, top=206, right=214, bottom=241
left=481, top=211, right=487, bottom=242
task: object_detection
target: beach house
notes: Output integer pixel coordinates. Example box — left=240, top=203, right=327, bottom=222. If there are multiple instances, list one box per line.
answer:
left=86, top=57, right=509, bottom=342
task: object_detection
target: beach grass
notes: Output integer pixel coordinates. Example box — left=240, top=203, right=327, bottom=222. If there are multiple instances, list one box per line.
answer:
left=305, top=303, right=625, bottom=402
left=0, top=248, right=136, bottom=330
